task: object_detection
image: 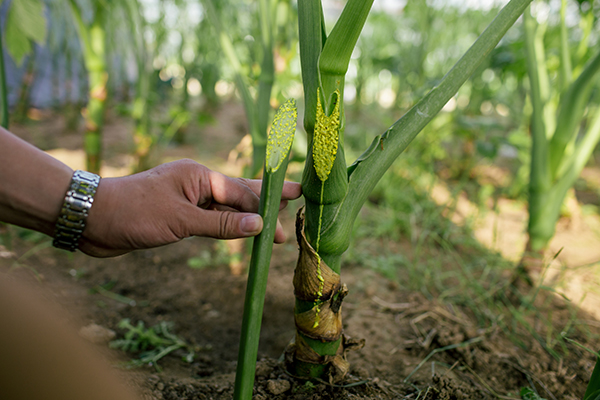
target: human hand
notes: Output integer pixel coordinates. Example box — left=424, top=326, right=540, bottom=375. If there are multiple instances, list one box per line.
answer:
left=80, top=159, right=301, bottom=257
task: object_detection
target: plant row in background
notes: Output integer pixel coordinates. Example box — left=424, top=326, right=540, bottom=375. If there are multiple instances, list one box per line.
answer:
left=5, top=0, right=598, bottom=183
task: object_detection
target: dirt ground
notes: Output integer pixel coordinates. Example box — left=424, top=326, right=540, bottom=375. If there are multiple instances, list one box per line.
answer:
left=2, top=107, right=600, bottom=399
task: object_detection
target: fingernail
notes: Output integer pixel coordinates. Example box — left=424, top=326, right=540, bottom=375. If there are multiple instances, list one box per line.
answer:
left=241, top=215, right=262, bottom=234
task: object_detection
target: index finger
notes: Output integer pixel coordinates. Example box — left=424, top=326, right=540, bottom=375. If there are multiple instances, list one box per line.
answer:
left=206, top=171, right=261, bottom=213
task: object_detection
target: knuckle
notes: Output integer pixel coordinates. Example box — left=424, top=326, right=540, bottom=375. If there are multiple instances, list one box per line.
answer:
left=218, top=212, right=234, bottom=239
left=238, top=177, right=251, bottom=187
left=177, top=158, right=197, bottom=167
left=172, top=158, right=201, bottom=175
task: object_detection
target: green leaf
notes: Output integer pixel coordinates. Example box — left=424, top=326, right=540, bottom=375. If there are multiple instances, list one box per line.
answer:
left=520, top=387, right=547, bottom=400
left=585, top=390, right=600, bottom=400
left=318, top=0, right=374, bottom=106
left=347, top=134, right=382, bottom=177
left=341, top=0, right=534, bottom=235
left=10, top=0, right=46, bottom=43
left=319, top=0, right=374, bottom=77
left=584, top=357, right=600, bottom=400
left=4, top=0, right=47, bottom=65
left=298, top=0, right=324, bottom=139
left=549, top=49, right=600, bottom=179
left=4, top=22, right=31, bottom=66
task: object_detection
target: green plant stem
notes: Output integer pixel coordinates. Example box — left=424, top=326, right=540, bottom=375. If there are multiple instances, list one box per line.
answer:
left=233, top=98, right=295, bottom=399
left=233, top=167, right=289, bottom=400
left=293, top=0, right=371, bottom=381
left=530, top=106, right=600, bottom=251
left=524, top=6, right=552, bottom=252
left=0, top=22, right=12, bottom=250
left=14, top=53, right=36, bottom=122
left=558, top=0, right=571, bottom=92
left=125, top=0, right=153, bottom=172
left=0, top=24, right=9, bottom=129
left=301, top=0, right=373, bottom=271
left=575, top=10, right=594, bottom=73
left=86, top=17, right=107, bottom=174
left=291, top=0, right=531, bottom=382
left=69, top=2, right=107, bottom=174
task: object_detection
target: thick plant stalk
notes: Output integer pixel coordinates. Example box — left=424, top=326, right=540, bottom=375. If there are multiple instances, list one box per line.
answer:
left=233, top=99, right=296, bottom=400
left=289, top=0, right=533, bottom=381
left=291, top=89, right=359, bottom=381
left=69, top=2, right=108, bottom=174
left=288, top=0, right=373, bottom=382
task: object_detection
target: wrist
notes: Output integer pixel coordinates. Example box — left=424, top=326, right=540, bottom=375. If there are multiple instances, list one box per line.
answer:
left=79, top=176, right=118, bottom=251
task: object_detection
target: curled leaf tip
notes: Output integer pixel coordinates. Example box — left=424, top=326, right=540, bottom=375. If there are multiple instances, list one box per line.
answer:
left=266, top=98, right=297, bottom=172
left=313, top=88, right=341, bottom=182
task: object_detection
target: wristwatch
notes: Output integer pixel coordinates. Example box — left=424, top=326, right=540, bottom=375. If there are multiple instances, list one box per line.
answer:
left=53, top=170, right=101, bottom=252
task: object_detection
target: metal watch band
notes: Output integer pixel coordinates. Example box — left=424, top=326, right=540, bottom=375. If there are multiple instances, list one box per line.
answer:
left=52, top=170, right=101, bottom=252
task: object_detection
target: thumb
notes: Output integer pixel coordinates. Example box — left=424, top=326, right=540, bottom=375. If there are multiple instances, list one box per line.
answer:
left=190, top=209, right=264, bottom=239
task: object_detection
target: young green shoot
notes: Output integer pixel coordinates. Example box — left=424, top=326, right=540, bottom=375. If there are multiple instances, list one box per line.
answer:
left=110, top=319, right=197, bottom=372
left=233, top=99, right=297, bottom=400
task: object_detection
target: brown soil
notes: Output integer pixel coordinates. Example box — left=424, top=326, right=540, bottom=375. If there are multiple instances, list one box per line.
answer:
left=2, top=107, right=599, bottom=399
left=2, top=232, right=598, bottom=400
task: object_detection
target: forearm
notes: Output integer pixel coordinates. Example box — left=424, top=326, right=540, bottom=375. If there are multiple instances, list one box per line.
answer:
left=0, top=127, right=73, bottom=236
left=0, top=128, right=300, bottom=257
